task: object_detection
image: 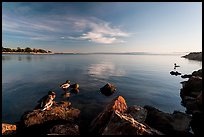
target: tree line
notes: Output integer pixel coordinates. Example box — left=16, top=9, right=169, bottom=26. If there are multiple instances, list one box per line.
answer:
left=2, top=47, right=52, bottom=53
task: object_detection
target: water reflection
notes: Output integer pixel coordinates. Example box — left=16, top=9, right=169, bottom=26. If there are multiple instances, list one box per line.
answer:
left=2, top=55, right=46, bottom=62
left=87, top=62, right=126, bottom=79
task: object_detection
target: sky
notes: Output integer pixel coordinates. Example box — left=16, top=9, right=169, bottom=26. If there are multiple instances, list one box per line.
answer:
left=2, top=2, right=202, bottom=53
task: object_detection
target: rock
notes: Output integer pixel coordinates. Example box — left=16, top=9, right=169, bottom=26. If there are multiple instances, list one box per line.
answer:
left=125, top=105, right=147, bottom=123
left=102, top=110, right=163, bottom=135
left=180, top=75, right=202, bottom=113
left=192, top=69, right=202, bottom=77
left=89, top=96, right=127, bottom=134
left=61, top=92, right=71, bottom=98
left=2, top=123, right=17, bottom=135
left=100, top=83, right=116, bottom=96
left=48, top=123, right=80, bottom=135
left=182, top=99, right=201, bottom=114
left=144, top=105, right=192, bottom=135
left=182, top=52, right=202, bottom=61
left=181, top=74, right=192, bottom=79
left=170, top=71, right=181, bottom=76
left=18, top=101, right=80, bottom=135
left=190, top=112, right=204, bottom=136
left=180, top=76, right=202, bottom=99
left=196, top=91, right=202, bottom=106
left=90, top=96, right=162, bottom=135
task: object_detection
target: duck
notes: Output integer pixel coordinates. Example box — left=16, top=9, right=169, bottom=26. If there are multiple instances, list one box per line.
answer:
left=60, top=80, right=71, bottom=91
left=40, top=91, right=56, bottom=111
left=174, top=63, right=180, bottom=67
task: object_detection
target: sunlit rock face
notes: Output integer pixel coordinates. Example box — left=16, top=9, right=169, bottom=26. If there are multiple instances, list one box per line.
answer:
left=17, top=101, right=80, bottom=135
left=89, top=96, right=163, bottom=135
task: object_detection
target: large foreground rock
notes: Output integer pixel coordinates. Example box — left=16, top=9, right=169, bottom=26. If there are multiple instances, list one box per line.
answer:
left=144, top=105, right=192, bottom=135
left=17, top=101, right=80, bottom=135
left=89, top=96, right=127, bottom=134
left=180, top=69, right=203, bottom=135
left=2, top=123, right=16, bottom=135
left=180, top=76, right=202, bottom=99
left=89, top=96, right=162, bottom=135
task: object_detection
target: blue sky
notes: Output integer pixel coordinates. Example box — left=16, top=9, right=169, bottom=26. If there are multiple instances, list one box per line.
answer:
left=2, top=2, right=202, bottom=53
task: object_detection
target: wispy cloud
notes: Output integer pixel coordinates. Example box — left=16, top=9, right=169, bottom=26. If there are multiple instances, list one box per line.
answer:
left=3, top=12, right=129, bottom=44
left=68, top=17, right=129, bottom=44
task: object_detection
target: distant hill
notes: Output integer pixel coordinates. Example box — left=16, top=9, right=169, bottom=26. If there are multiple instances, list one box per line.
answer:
left=182, top=52, right=202, bottom=61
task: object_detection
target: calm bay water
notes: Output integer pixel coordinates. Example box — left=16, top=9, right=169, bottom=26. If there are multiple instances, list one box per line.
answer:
left=2, top=53, right=202, bottom=125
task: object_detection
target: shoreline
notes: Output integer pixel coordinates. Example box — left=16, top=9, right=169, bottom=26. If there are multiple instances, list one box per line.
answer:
left=2, top=52, right=54, bottom=55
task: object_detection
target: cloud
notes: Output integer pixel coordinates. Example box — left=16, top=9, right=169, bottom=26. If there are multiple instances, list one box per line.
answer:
left=3, top=12, right=129, bottom=43
left=68, top=17, right=130, bottom=44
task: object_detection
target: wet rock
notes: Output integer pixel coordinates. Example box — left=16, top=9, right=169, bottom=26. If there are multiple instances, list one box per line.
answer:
left=102, top=110, right=163, bottom=135
left=90, top=96, right=162, bottom=135
left=181, top=74, right=192, bottom=79
left=170, top=71, right=181, bottom=76
left=180, top=75, right=202, bottom=113
left=182, top=52, right=202, bottom=61
left=180, top=76, right=202, bottom=99
left=2, top=123, right=16, bottom=135
left=18, top=101, right=80, bottom=135
left=61, top=91, right=71, bottom=98
left=192, top=69, right=202, bottom=77
left=48, top=123, right=80, bottom=135
left=89, top=96, right=127, bottom=134
left=144, top=105, right=192, bottom=135
left=190, top=112, right=204, bottom=136
left=125, top=105, right=147, bottom=123
left=100, top=83, right=116, bottom=96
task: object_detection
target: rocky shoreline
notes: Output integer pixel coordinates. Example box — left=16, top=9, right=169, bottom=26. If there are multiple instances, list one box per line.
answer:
left=182, top=52, right=202, bottom=61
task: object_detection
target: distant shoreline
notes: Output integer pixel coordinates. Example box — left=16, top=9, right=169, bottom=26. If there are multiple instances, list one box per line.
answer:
left=2, top=52, right=192, bottom=55
left=2, top=52, right=54, bottom=55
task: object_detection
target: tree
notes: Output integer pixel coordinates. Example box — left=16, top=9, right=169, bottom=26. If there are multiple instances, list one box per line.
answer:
left=33, top=48, right=37, bottom=53
left=24, top=47, right=32, bottom=53
left=37, top=49, right=47, bottom=53
left=16, top=47, right=22, bottom=52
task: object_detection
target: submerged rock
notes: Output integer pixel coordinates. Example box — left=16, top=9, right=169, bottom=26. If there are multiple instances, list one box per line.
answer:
left=2, top=123, right=17, bottom=135
left=144, top=105, right=192, bottom=135
left=48, top=123, right=80, bottom=135
left=100, top=83, right=116, bottom=96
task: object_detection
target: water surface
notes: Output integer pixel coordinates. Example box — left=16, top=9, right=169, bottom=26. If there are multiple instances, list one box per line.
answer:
left=2, top=53, right=202, bottom=125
